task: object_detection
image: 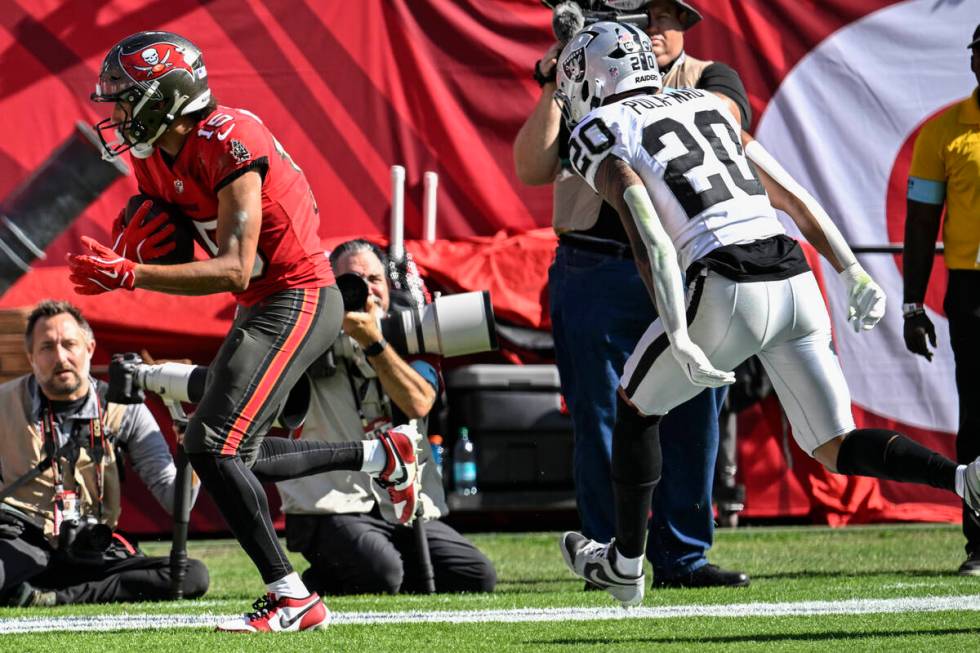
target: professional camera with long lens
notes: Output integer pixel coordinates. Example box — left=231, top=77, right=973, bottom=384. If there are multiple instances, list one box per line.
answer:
left=542, top=0, right=650, bottom=44
left=335, top=273, right=498, bottom=358
left=107, top=353, right=310, bottom=430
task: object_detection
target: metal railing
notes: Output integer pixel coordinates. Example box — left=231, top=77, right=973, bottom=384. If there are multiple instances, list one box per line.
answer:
left=851, top=244, right=944, bottom=255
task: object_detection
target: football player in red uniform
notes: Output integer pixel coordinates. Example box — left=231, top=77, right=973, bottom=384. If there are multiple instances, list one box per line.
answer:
left=69, top=32, right=422, bottom=632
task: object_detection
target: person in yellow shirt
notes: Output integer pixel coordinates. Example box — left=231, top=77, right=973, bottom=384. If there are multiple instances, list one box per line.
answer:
left=903, top=24, right=980, bottom=576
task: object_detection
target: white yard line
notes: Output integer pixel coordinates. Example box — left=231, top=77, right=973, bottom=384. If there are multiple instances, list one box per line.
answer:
left=1, top=594, right=978, bottom=634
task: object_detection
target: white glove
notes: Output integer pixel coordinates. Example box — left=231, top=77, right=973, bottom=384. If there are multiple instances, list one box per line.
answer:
left=670, top=338, right=735, bottom=388
left=840, top=263, right=886, bottom=332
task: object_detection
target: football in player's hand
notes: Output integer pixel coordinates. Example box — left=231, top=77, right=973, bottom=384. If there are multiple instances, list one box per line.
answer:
left=118, top=194, right=196, bottom=265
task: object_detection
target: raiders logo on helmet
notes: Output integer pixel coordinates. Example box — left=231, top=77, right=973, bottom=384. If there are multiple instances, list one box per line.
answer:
left=562, top=47, right=587, bottom=83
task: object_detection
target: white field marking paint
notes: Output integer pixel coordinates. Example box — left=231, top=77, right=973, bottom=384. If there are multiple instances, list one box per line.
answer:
left=1, top=594, right=979, bottom=634
left=880, top=582, right=951, bottom=591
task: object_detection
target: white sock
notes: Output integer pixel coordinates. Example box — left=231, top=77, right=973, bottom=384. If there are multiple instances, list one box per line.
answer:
left=361, top=439, right=386, bottom=475
left=266, top=572, right=308, bottom=599
left=955, top=465, right=967, bottom=498
left=612, top=545, right=644, bottom=578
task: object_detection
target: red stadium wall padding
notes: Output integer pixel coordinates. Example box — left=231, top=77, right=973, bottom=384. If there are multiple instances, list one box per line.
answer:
left=0, top=0, right=964, bottom=532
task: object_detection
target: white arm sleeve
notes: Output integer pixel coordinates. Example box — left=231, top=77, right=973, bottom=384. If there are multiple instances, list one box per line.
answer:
left=744, top=139, right=858, bottom=271
left=622, top=184, right=691, bottom=345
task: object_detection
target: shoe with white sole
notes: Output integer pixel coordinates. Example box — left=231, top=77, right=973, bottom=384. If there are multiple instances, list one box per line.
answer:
left=559, top=532, right=644, bottom=607
left=216, top=593, right=329, bottom=632
left=374, top=425, right=422, bottom=525
left=958, top=551, right=980, bottom=577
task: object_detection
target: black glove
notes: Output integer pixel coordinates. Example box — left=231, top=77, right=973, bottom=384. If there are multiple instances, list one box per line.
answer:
left=903, top=310, right=937, bottom=362
left=0, top=510, right=25, bottom=540
left=533, top=58, right=557, bottom=87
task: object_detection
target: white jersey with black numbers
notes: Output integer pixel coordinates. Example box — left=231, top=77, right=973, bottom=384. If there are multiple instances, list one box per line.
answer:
left=569, top=88, right=786, bottom=272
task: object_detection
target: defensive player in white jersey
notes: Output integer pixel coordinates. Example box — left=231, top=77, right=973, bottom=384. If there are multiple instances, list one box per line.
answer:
left=554, top=22, right=980, bottom=607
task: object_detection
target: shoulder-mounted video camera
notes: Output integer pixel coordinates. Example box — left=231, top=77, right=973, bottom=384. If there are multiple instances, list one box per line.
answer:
left=335, top=273, right=498, bottom=359
left=542, top=0, right=651, bottom=44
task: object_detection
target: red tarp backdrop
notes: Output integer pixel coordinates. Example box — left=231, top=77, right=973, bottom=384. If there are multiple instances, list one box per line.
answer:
left=0, top=0, right=967, bottom=532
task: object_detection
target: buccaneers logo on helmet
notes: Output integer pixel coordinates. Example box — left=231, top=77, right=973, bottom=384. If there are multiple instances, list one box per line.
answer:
left=119, top=42, right=196, bottom=82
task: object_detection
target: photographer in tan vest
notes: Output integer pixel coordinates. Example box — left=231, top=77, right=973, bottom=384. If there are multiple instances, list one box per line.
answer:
left=514, top=0, right=749, bottom=588
left=0, top=300, right=208, bottom=606
left=278, top=240, right=496, bottom=595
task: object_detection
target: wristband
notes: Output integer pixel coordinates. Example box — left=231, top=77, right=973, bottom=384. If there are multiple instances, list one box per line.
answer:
left=533, top=59, right=557, bottom=87
left=363, top=339, right=387, bottom=357
left=902, top=302, right=925, bottom=318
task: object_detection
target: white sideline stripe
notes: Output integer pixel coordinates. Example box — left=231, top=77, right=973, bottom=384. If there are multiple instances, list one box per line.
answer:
left=1, top=595, right=979, bottom=634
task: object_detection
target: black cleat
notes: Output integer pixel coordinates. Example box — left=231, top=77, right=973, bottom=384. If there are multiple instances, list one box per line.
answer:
left=653, top=563, right=750, bottom=589
left=958, top=552, right=980, bottom=577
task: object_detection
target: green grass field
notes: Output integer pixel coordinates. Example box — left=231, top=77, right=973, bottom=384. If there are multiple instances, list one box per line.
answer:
left=1, top=524, right=979, bottom=651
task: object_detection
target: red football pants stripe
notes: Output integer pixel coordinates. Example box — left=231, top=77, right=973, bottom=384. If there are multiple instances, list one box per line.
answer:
left=220, top=288, right=319, bottom=455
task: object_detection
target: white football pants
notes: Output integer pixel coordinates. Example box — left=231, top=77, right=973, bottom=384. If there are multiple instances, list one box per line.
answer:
left=621, top=270, right=855, bottom=455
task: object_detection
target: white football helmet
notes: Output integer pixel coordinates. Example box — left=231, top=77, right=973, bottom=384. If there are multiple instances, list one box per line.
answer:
left=554, top=21, right=661, bottom=127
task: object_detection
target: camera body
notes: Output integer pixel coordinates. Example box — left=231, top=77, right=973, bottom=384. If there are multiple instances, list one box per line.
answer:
left=336, top=273, right=498, bottom=359
left=58, top=515, right=113, bottom=561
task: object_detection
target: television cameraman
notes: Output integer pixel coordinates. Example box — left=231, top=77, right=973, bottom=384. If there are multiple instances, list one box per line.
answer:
left=277, top=240, right=497, bottom=595
left=513, top=0, right=749, bottom=588
left=0, top=300, right=208, bottom=607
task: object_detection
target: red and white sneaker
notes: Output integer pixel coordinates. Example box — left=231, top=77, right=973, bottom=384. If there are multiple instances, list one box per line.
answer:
left=374, top=425, right=422, bottom=525
left=216, top=593, right=330, bottom=633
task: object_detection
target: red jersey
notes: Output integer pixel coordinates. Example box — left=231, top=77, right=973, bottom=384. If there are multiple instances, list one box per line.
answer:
left=132, top=106, right=333, bottom=306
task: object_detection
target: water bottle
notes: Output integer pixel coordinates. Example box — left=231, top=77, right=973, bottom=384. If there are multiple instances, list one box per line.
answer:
left=428, top=434, right=444, bottom=477
left=452, top=427, right=478, bottom=496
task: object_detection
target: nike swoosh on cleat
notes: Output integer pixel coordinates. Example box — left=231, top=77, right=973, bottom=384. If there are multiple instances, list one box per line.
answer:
left=584, top=562, right=634, bottom=588
left=279, top=599, right=319, bottom=630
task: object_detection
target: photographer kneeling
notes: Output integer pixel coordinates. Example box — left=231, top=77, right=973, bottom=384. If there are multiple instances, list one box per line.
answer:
left=277, top=240, right=496, bottom=595
left=0, top=300, right=208, bottom=606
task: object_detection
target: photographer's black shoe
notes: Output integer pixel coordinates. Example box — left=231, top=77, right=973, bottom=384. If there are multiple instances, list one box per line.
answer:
left=3, top=582, right=56, bottom=607
left=957, top=552, right=980, bottom=577
left=653, top=563, right=750, bottom=589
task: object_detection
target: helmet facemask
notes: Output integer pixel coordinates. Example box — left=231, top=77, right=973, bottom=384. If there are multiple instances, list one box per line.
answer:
left=92, top=80, right=169, bottom=160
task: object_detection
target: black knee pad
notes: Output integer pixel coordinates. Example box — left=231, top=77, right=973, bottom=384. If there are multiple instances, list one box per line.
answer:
left=181, top=417, right=216, bottom=456
left=611, top=394, right=663, bottom=487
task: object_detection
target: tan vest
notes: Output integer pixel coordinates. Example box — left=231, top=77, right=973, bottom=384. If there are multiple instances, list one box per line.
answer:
left=552, top=54, right=713, bottom=233
left=0, top=376, right=126, bottom=543
left=276, top=336, right=448, bottom=520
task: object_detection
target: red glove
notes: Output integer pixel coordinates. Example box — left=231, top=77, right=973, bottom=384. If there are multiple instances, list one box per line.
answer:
left=112, top=200, right=176, bottom=263
left=67, top=236, right=137, bottom=295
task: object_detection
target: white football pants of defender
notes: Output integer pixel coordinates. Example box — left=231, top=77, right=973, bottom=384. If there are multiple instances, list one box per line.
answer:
left=621, top=270, right=855, bottom=456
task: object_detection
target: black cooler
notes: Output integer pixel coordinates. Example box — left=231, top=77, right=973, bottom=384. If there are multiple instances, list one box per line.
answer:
left=445, top=364, right=575, bottom=509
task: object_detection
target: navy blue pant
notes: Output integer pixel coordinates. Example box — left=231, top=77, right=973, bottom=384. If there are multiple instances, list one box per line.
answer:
left=549, top=243, right=725, bottom=578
